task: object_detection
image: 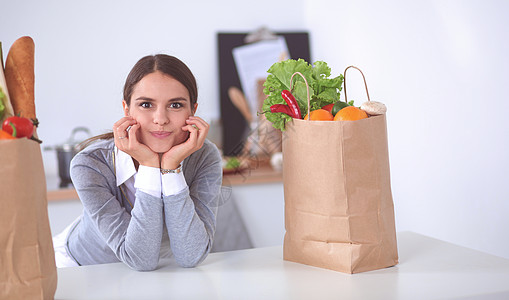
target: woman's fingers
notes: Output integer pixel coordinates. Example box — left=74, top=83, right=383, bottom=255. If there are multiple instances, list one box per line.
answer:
left=185, top=116, right=209, bottom=146
left=113, top=118, right=159, bottom=167
left=127, top=123, right=141, bottom=147
left=113, top=117, right=137, bottom=142
left=113, top=116, right=133, bottom=132
left=181, top=124, right=198, bottom=145
left=188, top=116, right=209, bottom=131
left=161, top=116, right=210, bottom=169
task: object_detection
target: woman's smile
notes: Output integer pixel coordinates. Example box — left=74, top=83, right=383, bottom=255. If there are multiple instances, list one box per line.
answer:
left=150, top=131, right=172, bottom=139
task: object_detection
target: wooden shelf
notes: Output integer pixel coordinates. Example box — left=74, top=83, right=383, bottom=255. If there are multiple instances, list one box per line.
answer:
left=223, top=163, right=282, bottom=186
left=47, top=162, right=282, bottom=202
left=47, top=188, right=79, bottom=202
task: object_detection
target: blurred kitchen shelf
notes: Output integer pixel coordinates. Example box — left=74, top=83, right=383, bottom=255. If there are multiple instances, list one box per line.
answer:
left=47, top=188, right=79, bottom=202
left=223, top=162, right=282, bottom=186
left=47, top=162, right=282, bottom=202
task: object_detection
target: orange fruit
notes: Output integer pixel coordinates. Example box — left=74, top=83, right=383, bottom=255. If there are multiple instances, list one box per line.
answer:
left=0, top=129, right=16, bottom=140
left=304, top=109, right=334, bottom=121
left=333, top=106, right=368, bottom=121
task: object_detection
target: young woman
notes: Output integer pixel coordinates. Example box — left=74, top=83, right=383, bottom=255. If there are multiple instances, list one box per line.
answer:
left=53, top=54, right=223, bottom=271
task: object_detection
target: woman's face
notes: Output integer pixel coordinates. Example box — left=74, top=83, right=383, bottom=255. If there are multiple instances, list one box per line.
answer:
left=123, top=71, right=197, bottom=153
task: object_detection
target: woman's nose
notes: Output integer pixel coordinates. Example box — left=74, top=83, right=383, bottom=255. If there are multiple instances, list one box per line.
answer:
left=153, top=108, right=169, bottom=125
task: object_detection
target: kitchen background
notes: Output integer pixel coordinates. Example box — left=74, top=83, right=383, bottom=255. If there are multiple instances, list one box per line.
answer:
left=1, top=0, right=508, bottom=259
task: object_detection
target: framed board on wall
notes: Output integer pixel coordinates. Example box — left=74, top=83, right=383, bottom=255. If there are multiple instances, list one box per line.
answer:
left=217, top=31, right=310, bottom=156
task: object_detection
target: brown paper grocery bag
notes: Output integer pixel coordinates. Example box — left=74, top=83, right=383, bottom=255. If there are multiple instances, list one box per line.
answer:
left=281, top=70, right=398, bottom=274
left=0, top=138, right=57, bottom=299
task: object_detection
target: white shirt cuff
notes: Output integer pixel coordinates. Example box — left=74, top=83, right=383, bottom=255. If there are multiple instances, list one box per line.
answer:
left=134, top=165, right=161, bottom=198
left=162, top=172, right=188, bottom=196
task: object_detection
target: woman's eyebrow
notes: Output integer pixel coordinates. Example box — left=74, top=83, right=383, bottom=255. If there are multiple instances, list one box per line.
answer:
left=134, top=96, right=154, bottom=101
left=168, top=97, right=189, bottom=102
left=134, top=96, right=188, bottom=102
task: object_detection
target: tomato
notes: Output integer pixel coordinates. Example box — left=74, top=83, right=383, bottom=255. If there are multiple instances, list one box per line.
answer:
left=0, top=129, right=16, bottom=140
left=2, top=116, right=34, bottom=138
left=322, top=103, right=335, bottom=113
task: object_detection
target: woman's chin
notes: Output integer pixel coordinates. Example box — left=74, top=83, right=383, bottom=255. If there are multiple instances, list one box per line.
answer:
left=147, top=143, right=172, bottom=154
left=144, top=134, right=187, bottom=154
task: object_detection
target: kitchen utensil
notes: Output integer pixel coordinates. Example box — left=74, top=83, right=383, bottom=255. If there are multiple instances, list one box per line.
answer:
left=45, top=127, right=91, bottom=188
left=228, top=86, right=261, bottom=155
left=228, top=86, right=253, bottom=123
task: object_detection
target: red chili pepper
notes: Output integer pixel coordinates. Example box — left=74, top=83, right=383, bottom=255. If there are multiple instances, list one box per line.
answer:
left=270, top=104, right=296, bottom=118
left=281, top=90, right=302, bottom=119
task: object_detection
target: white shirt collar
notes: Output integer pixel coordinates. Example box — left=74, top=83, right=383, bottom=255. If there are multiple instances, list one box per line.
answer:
left=114, top=146, right=137, bottom=187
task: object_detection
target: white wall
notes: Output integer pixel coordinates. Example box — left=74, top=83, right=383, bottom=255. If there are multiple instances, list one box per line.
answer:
left=305, top=0, right=509, bottom=259
left=2, top=0, right=509, bottom=259
left=0, top=0, right=306, bottom=177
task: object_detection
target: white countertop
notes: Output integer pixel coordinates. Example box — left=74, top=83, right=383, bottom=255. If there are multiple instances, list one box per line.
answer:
left=55, top=232, right=509, bottom=300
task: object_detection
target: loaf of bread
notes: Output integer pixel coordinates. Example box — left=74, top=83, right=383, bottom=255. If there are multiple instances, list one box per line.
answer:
left=4, top=36, right=36, bottom=120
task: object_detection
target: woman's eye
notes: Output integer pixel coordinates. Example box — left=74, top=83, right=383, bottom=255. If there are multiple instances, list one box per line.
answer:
left=169, top=102, right=183, bottom=109
left=140, top=102, right=152, bottom=108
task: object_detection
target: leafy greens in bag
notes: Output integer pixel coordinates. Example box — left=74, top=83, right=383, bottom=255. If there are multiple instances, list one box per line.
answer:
left=0, top=87, right=6, bottom=120
left=262, top=59, right=344, bottom=131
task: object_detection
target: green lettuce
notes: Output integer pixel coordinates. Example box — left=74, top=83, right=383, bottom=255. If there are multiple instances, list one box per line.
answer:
left=262, top=59, right=344, bottom=131
left=0, top=87, right=5, bottom=120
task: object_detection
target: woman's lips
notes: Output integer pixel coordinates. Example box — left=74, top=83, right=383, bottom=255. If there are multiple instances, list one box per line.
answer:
left=150, top=131, right=171, bottom=139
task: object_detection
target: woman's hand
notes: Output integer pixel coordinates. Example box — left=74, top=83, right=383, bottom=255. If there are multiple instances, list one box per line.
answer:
left=161, top=116, right=209, bottom=170
left=113, top=116, right=159, bottom=168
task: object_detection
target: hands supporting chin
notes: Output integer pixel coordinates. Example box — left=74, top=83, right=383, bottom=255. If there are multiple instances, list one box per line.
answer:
left=160, top=116, right=209, bottom=169
left=113, top=116, right=209, bottom=170
left=113, top=116, right=159, bottom=168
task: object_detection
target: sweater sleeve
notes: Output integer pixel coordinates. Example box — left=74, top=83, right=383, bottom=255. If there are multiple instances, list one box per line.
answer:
left=70, top=154, right=164, bottom=271
left=162, top=143, right=223, bottom=267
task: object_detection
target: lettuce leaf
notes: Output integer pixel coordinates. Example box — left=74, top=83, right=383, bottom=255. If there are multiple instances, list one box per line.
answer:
left=262, top=59, right=344, bottom=131
left=0, top=87, right=6, bottom=120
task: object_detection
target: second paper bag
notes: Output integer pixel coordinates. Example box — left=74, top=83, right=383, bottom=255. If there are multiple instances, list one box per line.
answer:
left=282, top=114, right=398, bottom=274
left=0, top=139, right=57, bottom=299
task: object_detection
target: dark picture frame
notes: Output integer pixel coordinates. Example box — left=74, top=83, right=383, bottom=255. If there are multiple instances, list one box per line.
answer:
left=217, top=32, right=311, bottom=156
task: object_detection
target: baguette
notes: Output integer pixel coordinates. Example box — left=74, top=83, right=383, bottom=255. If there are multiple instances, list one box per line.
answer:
left=4, top=36, right=36, bottom=121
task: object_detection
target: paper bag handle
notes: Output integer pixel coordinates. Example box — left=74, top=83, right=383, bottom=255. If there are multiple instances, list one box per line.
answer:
left=290, top=72, right=311, bottom=120
left=290, top=66, right=370, bottom=120
left=344, top=66, right=371, bottom=103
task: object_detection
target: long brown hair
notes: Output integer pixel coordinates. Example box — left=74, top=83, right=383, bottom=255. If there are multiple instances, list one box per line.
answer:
left=79, top=54, right=198, bottom=150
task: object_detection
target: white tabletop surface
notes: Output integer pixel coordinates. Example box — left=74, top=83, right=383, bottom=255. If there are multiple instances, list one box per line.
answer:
left=55, top=232, right=509, bottom=300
